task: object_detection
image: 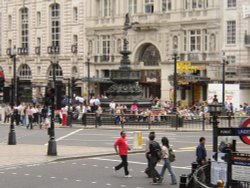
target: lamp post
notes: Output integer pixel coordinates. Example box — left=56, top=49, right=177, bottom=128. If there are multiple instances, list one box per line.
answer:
left=208, top=95, right=223, bottom=161
left=172, top=49, right=178, bottom=113
left=47, top=51, right=58, bottom=156
left=221, top=55, right=228, bottom=110
left=7, top=46, right=17, bottom=145
left=87, top=57, right=90, bottom=100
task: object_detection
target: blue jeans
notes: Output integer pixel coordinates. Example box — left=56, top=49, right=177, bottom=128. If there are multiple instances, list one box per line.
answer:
left=22, top=115, right=26, bottom=126
left=160, top=158, right=177, bottom=184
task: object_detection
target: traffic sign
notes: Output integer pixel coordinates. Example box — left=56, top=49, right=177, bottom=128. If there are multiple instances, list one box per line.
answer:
left=240, top=118, right=250, bottom=145
left=217, top=128, right=250, bottom=136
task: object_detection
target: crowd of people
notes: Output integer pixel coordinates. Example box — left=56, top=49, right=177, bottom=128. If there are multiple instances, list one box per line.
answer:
left=1, top=94, right=250, bottom=128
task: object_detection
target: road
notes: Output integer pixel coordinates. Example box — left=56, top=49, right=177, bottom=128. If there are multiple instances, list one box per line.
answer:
left=0, top=124, right=249, bottom=188
left=0, top=152, right=193, bottom=188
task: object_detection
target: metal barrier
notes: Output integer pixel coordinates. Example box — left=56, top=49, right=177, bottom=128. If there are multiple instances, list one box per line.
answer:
left=60, top=112, right=250, bottom=130
left=186, top=162, right=211, bottom=188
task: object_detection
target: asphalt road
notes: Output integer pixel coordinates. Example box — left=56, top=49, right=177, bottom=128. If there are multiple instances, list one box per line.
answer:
left=0, top=153, right=193, bottom=188
left=0, top=124, right=249, bottom=188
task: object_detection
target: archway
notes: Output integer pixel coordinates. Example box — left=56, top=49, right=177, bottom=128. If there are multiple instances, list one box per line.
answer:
left=138, top=43, right=161, bottom=66
left=134, top=43, right=162, bottom=99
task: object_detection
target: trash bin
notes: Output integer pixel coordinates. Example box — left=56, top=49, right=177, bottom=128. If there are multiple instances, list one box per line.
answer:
left=171, top=116, right=183, bottom=127
left=67, top=112, right=72, bottom=126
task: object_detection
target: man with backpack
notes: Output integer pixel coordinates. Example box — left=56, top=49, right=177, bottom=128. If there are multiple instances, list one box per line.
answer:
left=147, top=133, right=162, bottom=184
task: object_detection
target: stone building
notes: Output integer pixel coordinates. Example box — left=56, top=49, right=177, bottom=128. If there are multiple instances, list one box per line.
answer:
left=0, top=0, right=250, bottom=106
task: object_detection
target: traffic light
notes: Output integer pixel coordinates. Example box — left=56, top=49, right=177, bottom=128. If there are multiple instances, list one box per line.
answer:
left=71, top=77, right=78, bottom=92
left=44, top=87, right=55, bottom=106
left=0, top=77, right=4, bottom=93
left=16, top=77, right=24, bottom=105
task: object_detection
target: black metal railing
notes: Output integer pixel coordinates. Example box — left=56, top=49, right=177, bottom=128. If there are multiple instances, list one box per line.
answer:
left=55, top=111, right=249, bottom=130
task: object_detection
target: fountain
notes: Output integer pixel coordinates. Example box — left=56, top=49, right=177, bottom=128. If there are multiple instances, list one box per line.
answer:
left=101, top=14, right=152, bottom=108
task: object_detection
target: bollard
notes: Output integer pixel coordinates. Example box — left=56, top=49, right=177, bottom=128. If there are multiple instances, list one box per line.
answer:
left=179, top=174, right=188, bottom=188
left=191, top=162, right=199, bottom=174
left=133, top=131, right=143, bottom=150
left=217, top=180, right=224, bottom=188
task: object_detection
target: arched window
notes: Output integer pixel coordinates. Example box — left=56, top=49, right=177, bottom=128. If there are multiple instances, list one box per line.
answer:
left=173, top=36, right=178, bottom=49
left=51, top=3, right=60, bottom=48
left=210, top=33, right=216, bottom=52
left=72, top=66, right=78, bottom=76
left=20, top=7, right=29, bottom=50
left=140, top=44, right=161, bottom=66
left=18, top=64, right=32, bottom=80
left=48, top=64, right=63, bottom=80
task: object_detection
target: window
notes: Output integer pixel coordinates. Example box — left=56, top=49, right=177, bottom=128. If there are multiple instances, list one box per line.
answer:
left=104, top=0, right=111, bottom=17
left=102, top=35, right=110, bottom=56
left=19, top=64, right=32, bottom=80
left=190, top=30, right=201, bottom=51
left=73, top=7, right=78, bottom=22
left=8, top=15, right=12, bottom=29
left=227, top=0, right=236, bottom=8
left=129, top=0, right=137, bottom=14
left=49, top=64, right=63, bottom=78
left=51, top=3, right=60, bottom=48
left=227, top=21, right=236, bottom=44
left=192, top=0, right=205, bottom=9
left=20, top=8, right=29, bottom=50
left=204, top=29, right=208, bottom=51
left=184, top=31, right=187, bottom=51
left=162, top=0, right=171, bottom=12
left=140, top=44, right=160, bottom=66
left=227, top=56, right=236, bottom=64
left=37, top=11, right=41, bottom=25
left=145, top=0, right=154, bottom=13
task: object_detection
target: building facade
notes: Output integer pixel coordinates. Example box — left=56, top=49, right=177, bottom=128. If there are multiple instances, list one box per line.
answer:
left=0, top=0, right=89, bottom=103
left=0, top=0, right=250, bottom=106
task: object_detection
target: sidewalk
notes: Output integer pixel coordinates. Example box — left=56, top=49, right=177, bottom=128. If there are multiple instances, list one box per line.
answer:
left=0, top=143, right=116, bottom=169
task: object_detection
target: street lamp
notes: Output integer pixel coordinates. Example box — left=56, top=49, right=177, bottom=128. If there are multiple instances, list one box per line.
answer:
left=208, top=95, right=223, bottom=161
left=7, top=46, right=17, bottom=145
left=47, top=49, right=58, bottom=156
left=87, top=56, right=90, bottom=100
left=221, top=53, right=229, bottom=110
left=172, top=49, right=178, bottom=113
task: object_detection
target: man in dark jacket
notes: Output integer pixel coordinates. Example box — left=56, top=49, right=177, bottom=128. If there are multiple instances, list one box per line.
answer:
left=148, top=133, right=162, bottom=184
left=196, top=137, right=207, bottom=165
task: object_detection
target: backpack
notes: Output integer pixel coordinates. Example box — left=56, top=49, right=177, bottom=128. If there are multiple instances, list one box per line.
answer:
left=169, top=148, right=176, bottom=162
left=151, top=141, right=162, bottom=160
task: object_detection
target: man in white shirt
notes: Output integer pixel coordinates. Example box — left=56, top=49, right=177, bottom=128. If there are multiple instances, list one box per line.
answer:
left=109, top=101, right=116, bottom=114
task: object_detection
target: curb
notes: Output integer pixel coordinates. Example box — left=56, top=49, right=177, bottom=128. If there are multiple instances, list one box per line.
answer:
left=54, top=150, right=145, bottom=162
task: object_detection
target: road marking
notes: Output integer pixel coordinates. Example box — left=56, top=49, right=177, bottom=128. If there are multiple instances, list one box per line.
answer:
left=120, top=185, right=126, bottom=187
left=11, top=173, right=17, bottom=175
left=44, top=129, right=83, bottom=145
left=64, top=178, right=69, bottom=180
left=92, top=182, right=97, bottom=184
left=25, top=174, right=30, bottom=176
left=105, top=166, right=109, bottom=169
left=76, top=180, right=82, bottom=182
left=50, top=177, right=56, bottom=179
left=106, top=183, right=111, bottom=186
left=92, top=157, right=191, bottom=170
left=82, top=164, right=86, bottom=166
left=37, top=175, right=42, bottom=178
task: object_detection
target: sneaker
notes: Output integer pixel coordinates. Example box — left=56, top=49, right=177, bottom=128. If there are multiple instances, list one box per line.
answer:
left=124, top=174, right=132, bottom=178
left=157, top=177, right=163, bottom=183
left=150, top=181, right=160, bottom=185
left=170, top=182, right=177, bottom=185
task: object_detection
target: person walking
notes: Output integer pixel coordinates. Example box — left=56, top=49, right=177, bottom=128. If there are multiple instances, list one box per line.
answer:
left=95, top=105, right=103, bottom=127
left=148, top=133, right=162, bottom=184
left=26, top=105, right=34, bottom=129
left=145, top=131, right=155, bottom=178
left=159, top=137, right=177, bottom=185
left=113, top=131, right=132, bottom=178
left=196, top=137, right=207, bottom=166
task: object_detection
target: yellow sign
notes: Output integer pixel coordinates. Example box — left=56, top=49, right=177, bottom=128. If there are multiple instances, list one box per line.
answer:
left=177, top=62, right=198, bottom=74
